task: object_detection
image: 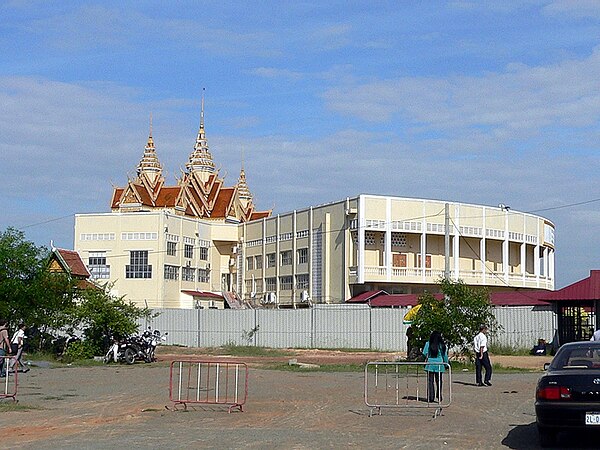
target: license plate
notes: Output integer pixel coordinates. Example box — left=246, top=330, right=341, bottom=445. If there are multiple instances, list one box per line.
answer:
left=585, top=413, right=600, bottom=425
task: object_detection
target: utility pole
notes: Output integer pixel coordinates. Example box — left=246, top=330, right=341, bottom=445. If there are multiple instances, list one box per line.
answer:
left=444, top=203, right=450, bottom=280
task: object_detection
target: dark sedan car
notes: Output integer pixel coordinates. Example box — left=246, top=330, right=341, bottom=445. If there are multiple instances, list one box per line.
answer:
left=536, top=341, right=600, bottom=447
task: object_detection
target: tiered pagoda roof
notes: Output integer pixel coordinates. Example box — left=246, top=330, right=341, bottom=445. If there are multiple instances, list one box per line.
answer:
left=111, top=98, right=270, bottom=223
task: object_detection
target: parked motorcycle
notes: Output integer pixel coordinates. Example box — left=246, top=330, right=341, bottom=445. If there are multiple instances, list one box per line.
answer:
left=103, top=329, right=167, bottom=365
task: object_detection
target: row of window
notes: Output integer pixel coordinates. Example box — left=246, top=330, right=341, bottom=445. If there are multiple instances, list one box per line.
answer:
left=167, top=242, right=208, bottom=260
left=246, top=248, right=308, bottom=270
left=164, top=265, right=210, bottom=282
left=88, top=250, right=210, bottom=280
left=246, top=273, right=309, bottom=292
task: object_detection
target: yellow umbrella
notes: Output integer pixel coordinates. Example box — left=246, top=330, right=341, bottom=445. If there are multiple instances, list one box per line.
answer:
left=403, top=304, right=422, bottom=325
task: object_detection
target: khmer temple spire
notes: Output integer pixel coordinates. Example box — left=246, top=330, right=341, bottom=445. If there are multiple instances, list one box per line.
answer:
left=237, top=148, right=252, bottom=203
left=186, top=89, right=216, bottom=175
left=136, top=113, right=163, bottom=186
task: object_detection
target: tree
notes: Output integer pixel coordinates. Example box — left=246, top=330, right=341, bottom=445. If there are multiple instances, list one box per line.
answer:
left=411, top=278, right=499, bottom=358
left=72, top=282, right=154, bottom=354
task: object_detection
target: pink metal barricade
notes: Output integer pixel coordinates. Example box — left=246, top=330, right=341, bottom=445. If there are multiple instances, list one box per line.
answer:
left=169, top=360, right=248, bottom=412
left=1, top=355, right=18, bottom=402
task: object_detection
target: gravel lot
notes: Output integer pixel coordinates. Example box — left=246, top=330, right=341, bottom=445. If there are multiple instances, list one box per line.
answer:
left=0, top=353, right=598, bottom=449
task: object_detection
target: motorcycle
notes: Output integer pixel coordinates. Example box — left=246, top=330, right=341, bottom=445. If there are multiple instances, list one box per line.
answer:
left=103, top=329, right=167, bottom=365
left=140, top=328, right=168, bottom=362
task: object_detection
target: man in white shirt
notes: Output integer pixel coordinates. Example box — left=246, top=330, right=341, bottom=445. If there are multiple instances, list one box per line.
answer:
left=474, top=324, right=492, bottom=387
left=590, top=329, right=600, bottom=341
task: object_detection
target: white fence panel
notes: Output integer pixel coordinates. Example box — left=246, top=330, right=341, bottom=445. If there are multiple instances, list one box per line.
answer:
left=256, top=309, right=312, bottom=348
left=371, top=307, right=410, bottom=352
left=141, top=308, right=198, bottom=347
left=492, top=305, right=555, bottom=349
left=144, top=305, right=558, bottom=351
left=198, top=309, right=256, bottom=347
left=313, top=305, right=370, bottom=349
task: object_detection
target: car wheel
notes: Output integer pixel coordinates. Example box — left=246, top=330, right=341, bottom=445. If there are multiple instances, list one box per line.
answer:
left=124, top=348, right=136, bottom=365
left=538, top=426, right=557, bottom=448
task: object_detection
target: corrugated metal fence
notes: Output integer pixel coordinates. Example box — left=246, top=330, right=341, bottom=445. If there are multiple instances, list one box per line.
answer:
left=141, top=304, right=555, bottom=352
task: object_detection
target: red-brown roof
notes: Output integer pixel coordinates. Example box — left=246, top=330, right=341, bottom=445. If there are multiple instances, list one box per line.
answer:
left=155, top=186, right=180, bottom=207
left=211, top=187, right=235, bottom=218
left=346, top=290, right=550, bottom=307
left=543, top=270, right=600, bottom=301
left=111, top=188, right=124, bottom=208
left=54, top=249, right=91, bottom=278
left=249, top=211, right=271, bottom=221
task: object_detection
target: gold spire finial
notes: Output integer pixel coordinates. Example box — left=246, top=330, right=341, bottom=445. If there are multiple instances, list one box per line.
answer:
left=149, top=112, right=153, bottom=138
left=201, top=87, right=205, bottom=129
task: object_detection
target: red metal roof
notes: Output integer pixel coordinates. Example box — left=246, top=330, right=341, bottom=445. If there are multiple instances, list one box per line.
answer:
left=181, top=290, right=224, bottom=299
left=347, top=290, right=550, bottom=307
left=543, top=270, right=600, bottom=301
left=346, top=290, right=386, bottom=303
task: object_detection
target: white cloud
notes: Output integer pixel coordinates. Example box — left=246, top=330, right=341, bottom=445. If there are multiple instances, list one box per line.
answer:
left=542, top=0, right=600, bottom=19
left=249, top=67, right=304, bottom=81
left=322, top=47, right=600, bottom=142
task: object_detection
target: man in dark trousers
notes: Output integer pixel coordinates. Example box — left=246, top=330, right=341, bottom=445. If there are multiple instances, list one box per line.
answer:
left=474, top=324, right=492, bottom=386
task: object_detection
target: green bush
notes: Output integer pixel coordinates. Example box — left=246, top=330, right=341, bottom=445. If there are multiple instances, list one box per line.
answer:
left=62, top=340, right=98, bottom=362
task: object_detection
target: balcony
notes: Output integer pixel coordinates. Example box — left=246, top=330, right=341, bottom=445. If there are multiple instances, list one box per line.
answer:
left=350, top=266, right=553, bottom=289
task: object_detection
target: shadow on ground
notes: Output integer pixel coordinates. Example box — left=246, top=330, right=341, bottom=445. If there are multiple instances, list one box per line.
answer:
left=503, top=422, right=600, bottom=449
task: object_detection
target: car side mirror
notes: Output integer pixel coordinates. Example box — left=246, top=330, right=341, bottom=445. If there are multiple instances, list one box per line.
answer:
left=544, top=363, right=550, bottom=370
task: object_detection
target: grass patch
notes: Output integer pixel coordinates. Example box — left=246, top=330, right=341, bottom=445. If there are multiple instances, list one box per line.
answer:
left=488, top=343, right=531, bottom=356
left=0, top=402, right=42, bottom=412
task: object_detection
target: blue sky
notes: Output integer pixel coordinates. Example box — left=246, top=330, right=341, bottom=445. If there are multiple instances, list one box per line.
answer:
left=1, top=0, right=599, bottom=288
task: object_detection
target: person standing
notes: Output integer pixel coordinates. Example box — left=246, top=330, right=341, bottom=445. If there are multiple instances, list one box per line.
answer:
left=423, top=330, right=449, bottom=403
left=8, top=323, right=28, bottom=373
left=474, top=324, right=492, bottom=387
left=590, top=328, right=600, bottom=341
left=0, top=319, right=12, bottom=377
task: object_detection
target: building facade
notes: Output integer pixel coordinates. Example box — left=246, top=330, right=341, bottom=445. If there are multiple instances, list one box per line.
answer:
left=239, top=195, right=555, bottom=307
left=75, top=108, right=555, bottom=309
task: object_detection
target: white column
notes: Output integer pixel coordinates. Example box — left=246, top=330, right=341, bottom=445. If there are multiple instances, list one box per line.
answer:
left=422, top=200, right=427, bottom=282
left=385, top=198, right=392, bottom=282
left=544, top=247, right=549, bottom=280
left=453, top=204, right=459, bottom=281
left=481, top=208, right=486, bottom=284
left=503, top=209, right=509, bottom=284
left=358, top=195, right=365, bottom=284
left=520, top=242, right=526, bottom=282
left=534, top=243, right=540, bottom=288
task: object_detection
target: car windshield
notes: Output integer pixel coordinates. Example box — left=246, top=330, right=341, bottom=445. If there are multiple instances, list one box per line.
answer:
left=551, top=345, right=600, bottom=370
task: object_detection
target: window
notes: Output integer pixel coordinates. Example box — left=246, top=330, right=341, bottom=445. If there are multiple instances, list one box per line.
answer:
left=182, top=267, right=195, bottom=281
left=392, top=253, right=407, bottom=268
left=297, top=248, right=308, bottom=265
left=246, top=256, right=254, bottom=271
left=255, top=279, right=263, bottom=293
left=198, top=268, right=209, bottom=283
left=255, top=255, right=263, bottom=269
left=88, top=251, right=110, bottom=279
left=198, top=246, right=208, bottom=261
left=265, top=277, right=276, bottom=291
left=296, top=273, right=309, bottom=289
left=164, top=265, right=179, bottom=280
left=167, top=241, right=177, bottom=256
left=266, top=253, right=276, bottom=268
left=280, top=276, right=293, bottom=290
left=184, top=244, right=194, bottom=259
left=280, top=250, right=292, bottom=266
left=125, top=250, right=152, bottom=279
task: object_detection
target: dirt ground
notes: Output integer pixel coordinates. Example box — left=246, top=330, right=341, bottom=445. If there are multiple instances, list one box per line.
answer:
left=0, top=349, right=593, bottom=449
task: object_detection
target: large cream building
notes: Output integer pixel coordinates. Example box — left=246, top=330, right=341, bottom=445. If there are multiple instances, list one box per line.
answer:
left=75, top=107, right=555, bottom=309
